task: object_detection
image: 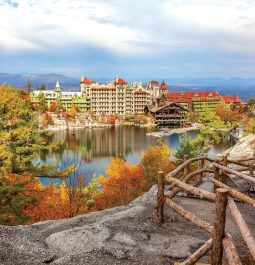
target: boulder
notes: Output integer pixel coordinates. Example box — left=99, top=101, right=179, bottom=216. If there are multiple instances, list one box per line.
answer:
left=219, top=134, right=255, bottom=160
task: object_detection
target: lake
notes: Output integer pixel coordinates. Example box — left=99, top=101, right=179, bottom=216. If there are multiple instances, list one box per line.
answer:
left=35, top=127, right=235, bottom=185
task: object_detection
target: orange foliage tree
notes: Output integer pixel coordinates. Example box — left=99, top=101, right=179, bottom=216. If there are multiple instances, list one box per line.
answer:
left=94, top=158, right=145, bottom=210
left=140, top=143, right=175, bottom=189
left=215, top=102, right=243, bottom=126
left=107, top=115, right=117, bottom=125
left=1, top=172, right=100, bottom=224
left=68, top=104, right=78, bottom=116
left=49, top=101, right=57, bottom=112
left=137, top=115, right=147, bottom=124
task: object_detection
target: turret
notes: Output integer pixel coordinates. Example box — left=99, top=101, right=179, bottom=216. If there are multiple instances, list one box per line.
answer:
left=55, top=81, right=61, bottom=98
left=159, top=80, right=168, bottom=95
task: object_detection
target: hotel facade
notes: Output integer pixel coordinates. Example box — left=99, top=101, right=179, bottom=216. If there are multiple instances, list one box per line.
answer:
left=30, top=76, right=244, bottom=115
left=31, top=77, right=167, bottom=115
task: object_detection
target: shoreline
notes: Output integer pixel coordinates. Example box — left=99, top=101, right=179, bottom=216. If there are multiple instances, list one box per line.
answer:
left=45, top=124, right=157, bottom=131
left=146, top=124, right=200, bottom=137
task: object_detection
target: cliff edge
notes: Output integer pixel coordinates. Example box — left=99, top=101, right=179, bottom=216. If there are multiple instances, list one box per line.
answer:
left=1, top=184, right=254, bottom=265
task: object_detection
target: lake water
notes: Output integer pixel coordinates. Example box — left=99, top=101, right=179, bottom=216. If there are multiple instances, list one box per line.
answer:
left=35, top=127, right=235, bottom=185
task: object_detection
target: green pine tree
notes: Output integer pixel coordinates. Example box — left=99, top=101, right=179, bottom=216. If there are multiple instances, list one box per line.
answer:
left=0, top=85, right=76, bottom=224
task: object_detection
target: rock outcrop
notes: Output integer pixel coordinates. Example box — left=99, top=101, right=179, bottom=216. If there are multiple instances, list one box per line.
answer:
left=220, top=134, right=255, bottom=160
left=0, top=185, right=255, bottom=265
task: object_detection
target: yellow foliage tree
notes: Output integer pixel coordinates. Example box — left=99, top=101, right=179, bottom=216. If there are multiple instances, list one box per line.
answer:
left=68, top=104, right=78, bottom=117
left=94, top=158, right=145, bottom=210
left=60, top=181, right=68, bottom=202
left=140, top=144, right=175, bottom=188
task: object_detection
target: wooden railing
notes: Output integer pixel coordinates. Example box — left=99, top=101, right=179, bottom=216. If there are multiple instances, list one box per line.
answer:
left=156, top=155, right=255, bottom=265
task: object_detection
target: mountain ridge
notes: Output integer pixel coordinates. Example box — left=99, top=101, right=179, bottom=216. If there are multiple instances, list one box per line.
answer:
left=1, top=73, right=255, bottom=101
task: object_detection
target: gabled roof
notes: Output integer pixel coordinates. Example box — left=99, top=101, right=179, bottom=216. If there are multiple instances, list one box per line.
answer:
left=147, top=102, right=189, bottom=113
left=222, top=94, right=244, bottom=105
left=149, top=80, right=159, bottom=85
left=167, top=91, right=221, bottom=100
left=81, top=77, right=95, bottom=85
left=114, top=78, right=128, bottom=85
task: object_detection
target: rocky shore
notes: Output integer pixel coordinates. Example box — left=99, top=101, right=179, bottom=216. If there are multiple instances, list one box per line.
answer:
left=42, top=113, right=157, bottom=131
left=146, top=123, right=200, bottom=137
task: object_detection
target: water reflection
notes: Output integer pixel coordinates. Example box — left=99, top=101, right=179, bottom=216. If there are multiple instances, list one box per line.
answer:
left=35, top=127, right=235, bottom=184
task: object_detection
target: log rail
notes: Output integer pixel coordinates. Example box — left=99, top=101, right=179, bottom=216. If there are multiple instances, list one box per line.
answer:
left=156, top=155, right=255, bottom=265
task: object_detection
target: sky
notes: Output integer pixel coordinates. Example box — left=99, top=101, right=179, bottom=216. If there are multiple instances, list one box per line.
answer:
left=0, top=0, right=255, bottom=79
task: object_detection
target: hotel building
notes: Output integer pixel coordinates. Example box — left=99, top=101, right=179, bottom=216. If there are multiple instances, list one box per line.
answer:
left=30, top=76, right=244, bottom=115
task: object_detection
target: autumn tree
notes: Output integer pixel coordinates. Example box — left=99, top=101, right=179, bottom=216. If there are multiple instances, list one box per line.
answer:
left=107, top=115, right=117, bottom=125
left=246, top=118, right=255, bottom=134
left=94, top=158, right=145, bottom=210
left=248, top=98, right=255, bottom=106
left=215, top=102, right=242, bottom=126
left=137, top=115, right=147, bottom=124
left=0, top=85, right=75, bottom=224
left=49, top=102, right=57, bottom=112
left=69, top=104, right=78, bottom=116
left=140, top=143, right=175, bottom=188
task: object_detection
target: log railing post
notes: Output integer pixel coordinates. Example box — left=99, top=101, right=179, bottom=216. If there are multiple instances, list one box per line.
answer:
left=222, top=155, right=228, bottom=184
left=183, top=155, right=188, bottom=177
left=198, top=158, right=205, bottom=181
left=213, top=165, right=220, bottom=193
left=211, top=188, right=228, bottom=265
left=249, top=161, right=254, bottom=176
left=156, top=171, right=165, bottom=224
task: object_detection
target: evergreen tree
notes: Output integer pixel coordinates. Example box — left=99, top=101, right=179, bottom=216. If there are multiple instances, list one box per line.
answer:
left=0, top=85, right=75, bottom=224
left=174, top=133, right=209, bottom=165
left=0, top=175, right=35, bottom=225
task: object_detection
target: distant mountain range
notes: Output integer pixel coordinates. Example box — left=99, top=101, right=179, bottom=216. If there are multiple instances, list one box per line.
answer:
left=1, top=73, right=255, bottom=101
left=0, top=73, right=79, bottom=90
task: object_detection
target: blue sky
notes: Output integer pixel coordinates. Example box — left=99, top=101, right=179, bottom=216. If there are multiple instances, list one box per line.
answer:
left=0, top=0, right=255, bottom=79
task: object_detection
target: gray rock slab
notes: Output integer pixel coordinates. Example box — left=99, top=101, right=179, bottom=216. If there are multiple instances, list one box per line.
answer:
left=1, top=184, right=255, bottom=264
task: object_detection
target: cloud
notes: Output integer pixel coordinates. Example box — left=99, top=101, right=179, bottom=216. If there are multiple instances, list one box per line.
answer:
left=0, top=0, right=255, bottom=77
left=1, top=0, right=19, bottom=8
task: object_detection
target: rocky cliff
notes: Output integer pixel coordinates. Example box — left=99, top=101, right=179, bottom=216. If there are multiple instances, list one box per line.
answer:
left=220, top=134, right=255, bottom=160
left=1, top=185, right=254, bottom=265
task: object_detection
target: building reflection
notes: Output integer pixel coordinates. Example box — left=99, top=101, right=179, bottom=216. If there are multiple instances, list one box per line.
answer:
left=50, top=127, right=156, bottom=163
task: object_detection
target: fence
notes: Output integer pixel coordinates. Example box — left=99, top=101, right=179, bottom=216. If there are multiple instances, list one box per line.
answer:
left=156, top=155, right=255, bottom=265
